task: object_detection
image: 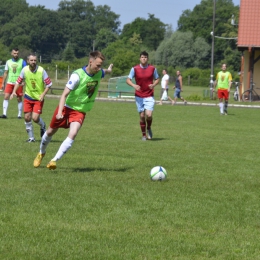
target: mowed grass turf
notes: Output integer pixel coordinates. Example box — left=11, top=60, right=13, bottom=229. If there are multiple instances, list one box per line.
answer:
left=0, top=94, right=260, bottom=259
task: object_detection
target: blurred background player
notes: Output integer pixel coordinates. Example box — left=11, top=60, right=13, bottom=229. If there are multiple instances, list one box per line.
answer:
left=126, top=51, right=159, bottom=141
left=11, top=54, right=52, bottom=142
left=173, top=70, right=187, bottom=105
left=214, top=63, right=232, bottom=115
left=0, top=48, right=26, bottom=119
left=158, top=69, right=174, bottom=105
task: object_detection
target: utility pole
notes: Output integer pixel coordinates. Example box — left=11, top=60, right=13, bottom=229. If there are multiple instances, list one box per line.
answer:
left=210, top=0, right=216, bottom=91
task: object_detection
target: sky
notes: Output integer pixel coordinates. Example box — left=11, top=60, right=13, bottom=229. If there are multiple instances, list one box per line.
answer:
left=26, top=0, right=241, bottom=30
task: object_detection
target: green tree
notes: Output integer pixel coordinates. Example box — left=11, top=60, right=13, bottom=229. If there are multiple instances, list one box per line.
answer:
left=0, top=0, right=28, bottom=25
left=0, top=6, right=66, bottom=61
left=129, top=33, right=142, bottom=46
left=0, top=42, right=11, bottom=64
left=57, top=0, right=121, bottom=57
left=120, top=14, right=166, bottom=50
left=95, top=28, right=118, bottom=51
left=62, top=42, right=76, bottom=61
left=155, top=31, right=210, bottom=69
left=177, top=0, right=239, bottom=67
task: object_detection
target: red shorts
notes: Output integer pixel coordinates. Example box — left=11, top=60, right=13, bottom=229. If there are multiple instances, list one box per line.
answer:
left=218, top=89, right=229, bottom=100
left=50, top=106, right=86, bottom=129
left=5, top=83, right=23, bottom=96
left=24, top=98, right=44, bottom=114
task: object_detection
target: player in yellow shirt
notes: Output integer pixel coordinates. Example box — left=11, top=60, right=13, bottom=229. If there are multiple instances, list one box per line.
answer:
left=214, top=63, right=232, bottom=115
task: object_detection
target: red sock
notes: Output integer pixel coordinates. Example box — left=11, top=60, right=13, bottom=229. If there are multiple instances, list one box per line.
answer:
left=146, top=118, right=152, bottom=130
left=140, top=121, right=146, bottom=136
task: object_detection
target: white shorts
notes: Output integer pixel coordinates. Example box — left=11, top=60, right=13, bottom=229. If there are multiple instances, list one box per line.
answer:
left=135, top=96, right=155, bottom=113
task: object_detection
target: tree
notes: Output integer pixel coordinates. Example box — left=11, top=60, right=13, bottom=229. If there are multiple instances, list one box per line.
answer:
left=177, top=0, right=240, bottom=66
left=57, top=0, right=121, bottom=58
left=0, top=42, right=11, bottom=64
left=155, top=31, right=210, bottom=69
left=129, top=33, right=142, bottom=46
left=62, top=42, right=76, bottom=61
left=95, top=29, right=118, bottom=51
left=0, top=0, right=28, bottom=25
left=120, top=14, right=166, bottom=50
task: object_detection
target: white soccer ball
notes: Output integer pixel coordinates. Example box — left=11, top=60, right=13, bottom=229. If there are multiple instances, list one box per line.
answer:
left=150, top=166, right=167, bottom=181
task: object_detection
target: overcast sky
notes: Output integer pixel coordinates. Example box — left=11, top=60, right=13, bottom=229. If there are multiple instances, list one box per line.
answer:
left=26, top=0, right=241, bottom=30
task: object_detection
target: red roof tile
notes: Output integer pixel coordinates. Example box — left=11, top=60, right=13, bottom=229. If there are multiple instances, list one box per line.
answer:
left=237, top=0, right=260, bottom=48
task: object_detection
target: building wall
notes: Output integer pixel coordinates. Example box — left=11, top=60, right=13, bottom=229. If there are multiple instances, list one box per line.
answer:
left=241, top=50, right=260, bottom=94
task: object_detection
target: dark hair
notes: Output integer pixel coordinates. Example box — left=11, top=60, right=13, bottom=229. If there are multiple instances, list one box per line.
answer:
left=140, top=51, right=149, bottom=57
left=27, top=54, right=37, bottom=60
left=89, top=51, right=105, bottom=61
left=163, top=69, right=168, bottom=73
left=12, top=48, right=19, bottom=51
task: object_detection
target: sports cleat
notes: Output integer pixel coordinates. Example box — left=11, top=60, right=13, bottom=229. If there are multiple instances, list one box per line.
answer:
left=147, top=128, right=153, bottom=140
left=47, top=161, right=56, bottom=170
left=184, top=101, right=187, bottom=105
left=18, top=116, right=22, bottom=119
left=33, top=153, right=45, bottom=168
left=40, top=122, right=46, bottom=137
left=0, top=115, right=7, bottom=119
left=26, top=138, right=36, bottom=142
left=224, top=110, right=228, bottom=115
left=142, top=136, right=147, bottom=141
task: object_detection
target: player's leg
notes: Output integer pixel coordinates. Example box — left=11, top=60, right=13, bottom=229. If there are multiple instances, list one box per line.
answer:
left=47, top=108, right=85, bottom=169
left=0, top=84, right=13, bottom=118
left=16, top=86, right=23, bottom=119
left=34, top=105, right=62, bottom=168
left=47, top=121, right=81, bottom=170
left=24, top=111, right=35, bottom=142
left=135, top=97, right=146, bottom=140
left=180, top=94, right=187, bottom=105
left=218, top=90, right=224, bottom=115
left=173, top=89, right=178, bottom=104
left=167, top=89, right=174, bottom=105
left=158, top=88, right=164, bottom=105
left=144, top=97, right=154, bottom=140
left=33, top=127, right=58, bottom=168
left=223, top=90, right=229, bottom=115
left=23, top=99, right=35, bottom=142
left=31, top=100, right=46, bottom=137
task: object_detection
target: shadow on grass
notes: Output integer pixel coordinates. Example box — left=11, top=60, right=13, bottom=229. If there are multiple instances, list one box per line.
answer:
left=72, top=166, right=132, bottom=173
left=149, top=138, right=167, bottom=141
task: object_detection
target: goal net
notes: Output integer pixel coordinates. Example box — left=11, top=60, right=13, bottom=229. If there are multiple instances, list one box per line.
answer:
left=107, top=76, right=135, bottom=98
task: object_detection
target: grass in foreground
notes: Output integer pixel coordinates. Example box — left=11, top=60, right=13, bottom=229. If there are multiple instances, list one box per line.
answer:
left=0, top=96, right=260, bottom=259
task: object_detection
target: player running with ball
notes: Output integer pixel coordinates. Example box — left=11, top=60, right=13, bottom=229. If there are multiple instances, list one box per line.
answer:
left=33, top=51, right=113, bottom=170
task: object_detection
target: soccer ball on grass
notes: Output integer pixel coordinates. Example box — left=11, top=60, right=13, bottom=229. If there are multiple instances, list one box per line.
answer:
left=150, top=166, right=167, bottom=181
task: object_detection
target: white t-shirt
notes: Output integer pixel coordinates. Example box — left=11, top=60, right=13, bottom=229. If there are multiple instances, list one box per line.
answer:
left=161, top=74, right=169, bottom=89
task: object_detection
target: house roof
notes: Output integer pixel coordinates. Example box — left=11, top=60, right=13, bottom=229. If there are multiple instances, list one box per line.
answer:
left=237, top=0, right=260, bottom=49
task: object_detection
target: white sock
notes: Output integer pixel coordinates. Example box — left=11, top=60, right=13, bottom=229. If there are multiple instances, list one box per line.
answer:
left=52, top=137, right=74, bottom=161
left=37, top=117, right=45, bottom=128
left=18, top=101, right=23, bottom=117
left=40, top=132, right=52, bottom=154
left=25, top=121, right=34, bottom=139
left=219, top=103, right=224, bottom=114
left=3, top=100, right=8, bottom=115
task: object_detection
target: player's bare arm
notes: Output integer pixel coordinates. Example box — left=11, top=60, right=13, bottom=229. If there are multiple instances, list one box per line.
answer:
left=126, top=78, right=141, bottom=91
left=103, top=64, right=113, bottom=74
left=56, top=87, right=71, bottom=120
left=10, top=83, right=20, bottom=99
left=148, top=78, right=160, bottom=89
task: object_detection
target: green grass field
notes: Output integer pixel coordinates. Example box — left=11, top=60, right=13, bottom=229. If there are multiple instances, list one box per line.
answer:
left=1, top=94, right=260, bottom=259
